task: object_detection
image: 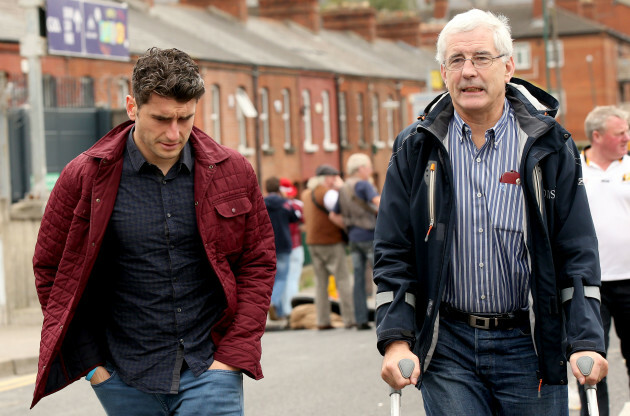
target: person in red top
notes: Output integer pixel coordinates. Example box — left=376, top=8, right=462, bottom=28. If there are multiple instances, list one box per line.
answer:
left=279, top=177, right=305, bottom=318
left=31, top=48, right=276, bottom=414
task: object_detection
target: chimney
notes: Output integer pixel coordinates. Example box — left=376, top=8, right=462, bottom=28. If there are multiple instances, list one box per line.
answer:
left=433, top=0, right=447, bottom=20
left=321, top=5, right=377, bottom=43
left=533, top=0, right=543, bottom=19
left=258, top=0, right=321, bottom=32
left=376, top=13, right=421, bottom=47
left=179, top=0, right=248, bottom=22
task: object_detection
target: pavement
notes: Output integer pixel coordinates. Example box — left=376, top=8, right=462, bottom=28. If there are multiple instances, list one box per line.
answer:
left=0, top=320, right=42, bottom=378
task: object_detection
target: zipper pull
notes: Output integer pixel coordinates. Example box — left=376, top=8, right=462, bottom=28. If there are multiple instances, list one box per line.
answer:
left=424, top=222, right=434, bottom=242
left=537, top=379, right=542, bottom=398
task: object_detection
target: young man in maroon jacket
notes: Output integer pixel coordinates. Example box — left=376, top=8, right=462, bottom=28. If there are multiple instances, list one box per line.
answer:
left=31, top=47, right=276, bottom=415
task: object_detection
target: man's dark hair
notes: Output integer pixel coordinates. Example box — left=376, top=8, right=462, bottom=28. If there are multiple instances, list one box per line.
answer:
left=132, top=47, right=205, bottom=107
left=265, top=177, right=280, bottom=193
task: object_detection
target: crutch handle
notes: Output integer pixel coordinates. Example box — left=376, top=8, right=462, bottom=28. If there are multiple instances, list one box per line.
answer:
left=390, top=359, right=415, bottom=416
left=577, top=356, right=599, bottom=416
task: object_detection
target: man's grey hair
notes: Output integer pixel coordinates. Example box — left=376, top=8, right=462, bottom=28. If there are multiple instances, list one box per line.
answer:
left=584, top=105, right=630, bottom=142
left=435, top=9, right=513, bottom=65
left=346, top=153, right=371, bottom=176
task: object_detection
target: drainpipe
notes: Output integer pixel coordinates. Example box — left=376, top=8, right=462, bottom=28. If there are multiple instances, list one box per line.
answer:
left=252, top=66, right=262, bottom=187
left=335, top=74, right=344, bottom=175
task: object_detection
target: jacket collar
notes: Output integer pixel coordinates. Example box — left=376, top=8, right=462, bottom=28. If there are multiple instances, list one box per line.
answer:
left=417, top=77, right=568, bottom=151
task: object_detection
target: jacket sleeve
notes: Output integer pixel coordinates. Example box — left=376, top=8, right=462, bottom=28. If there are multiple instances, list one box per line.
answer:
left=212, top=159, right=276, bottom=377
left=33, top=162, right=83, bottom=312
left=373, top=130, right=419, bottom=355
left=552, top=139, right=605, bottom=357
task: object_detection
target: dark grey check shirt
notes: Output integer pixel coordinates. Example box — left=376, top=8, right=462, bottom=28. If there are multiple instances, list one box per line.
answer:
left=100, top=129, right=225, bottom=393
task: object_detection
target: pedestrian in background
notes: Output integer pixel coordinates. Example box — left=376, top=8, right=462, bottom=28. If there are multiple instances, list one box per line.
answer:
left=301, top=164, right=355, bottom=330
left=264, top=176, right=299, bottom=321
left=578, top=105, right=630, bottom=416
left=279, top=177, right=305, bottom=319
left=31, top=47, right=276, bottom=414
left=330, top=153, right=379, bottom=330
left=375, top=9, right=607, bottom=415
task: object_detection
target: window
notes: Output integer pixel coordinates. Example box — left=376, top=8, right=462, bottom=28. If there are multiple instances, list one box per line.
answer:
left=302, top=89, right=318, bottom=153
left=386, top=94, right=396, bottom=147
left=42, top=75, right=57, bottom=107
left=282, top=89, right=292, bottom=151
left=322, top=91, right=337, bottom=152
left=513, top=42, right=532, bottom=70
left=546, top=40, right=564, bottom=68
left=236, top=87, right=256, bottom=156
left=338, top=91, right=349, bottom=148
left=118, top=78, right=130, bottom=108
left=210, top=84, right=221, bottom=143
left=372, top=93, right=386, bottom=150
left=260, top=87, right=271, bottom=152
left=80, top=76, right=95, bottom=107
left=357, top=93, right=366, bottom=148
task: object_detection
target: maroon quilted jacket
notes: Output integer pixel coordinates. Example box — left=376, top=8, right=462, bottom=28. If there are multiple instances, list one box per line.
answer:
left=31, top=121, right=276, bottom=407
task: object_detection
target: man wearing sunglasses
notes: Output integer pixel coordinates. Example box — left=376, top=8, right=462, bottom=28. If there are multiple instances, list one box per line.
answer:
left=375, top=9, right=607, bottom=415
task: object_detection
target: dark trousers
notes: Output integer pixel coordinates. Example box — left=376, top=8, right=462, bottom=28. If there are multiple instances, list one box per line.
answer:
left=578, top=279, right=630, bottom=416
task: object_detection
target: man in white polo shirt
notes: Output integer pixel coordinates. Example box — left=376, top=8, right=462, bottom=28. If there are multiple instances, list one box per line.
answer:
left=579, top=105, right=630, bottom=416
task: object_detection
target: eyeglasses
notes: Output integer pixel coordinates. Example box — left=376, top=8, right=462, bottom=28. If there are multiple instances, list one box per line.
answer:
left=443, top=54, right=506, bottom=71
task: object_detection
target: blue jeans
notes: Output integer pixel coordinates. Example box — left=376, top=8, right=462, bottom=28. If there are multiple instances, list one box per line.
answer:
left=421, top=316, right=568, bottom=416
left=282, top=245, right=304, bottom=315
left=349, top=240, right=373, bottom=325
left=92, top=364, right=243, bottom=415
left=270, top=251, right=291, bottom=318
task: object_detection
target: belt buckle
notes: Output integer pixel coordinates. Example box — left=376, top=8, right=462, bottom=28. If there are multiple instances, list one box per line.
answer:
left=468, top=315, right=495, bottom=330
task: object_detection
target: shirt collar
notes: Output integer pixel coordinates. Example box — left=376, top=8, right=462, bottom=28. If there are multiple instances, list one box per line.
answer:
left=452, top=98, right=512, bottom=147
left=126, top=126, right=193, bottom=174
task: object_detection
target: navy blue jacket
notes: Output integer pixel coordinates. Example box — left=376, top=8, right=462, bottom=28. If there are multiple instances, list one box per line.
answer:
left=374, top=78, right=605, bottom=386
left=264, top=193, right=298, bottom=254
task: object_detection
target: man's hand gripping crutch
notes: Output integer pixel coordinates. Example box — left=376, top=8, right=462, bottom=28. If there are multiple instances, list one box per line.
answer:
left=382, top=341, right=421, bottom=416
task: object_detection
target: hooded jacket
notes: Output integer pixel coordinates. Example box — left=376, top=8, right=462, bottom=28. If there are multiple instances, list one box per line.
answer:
left=31, top=120, right=276, bottom=407
left=374, top=78, right=605, bottom=387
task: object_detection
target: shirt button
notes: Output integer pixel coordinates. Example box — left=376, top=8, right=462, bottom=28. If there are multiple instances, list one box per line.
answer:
left=478, top=228, right=483, bottom=233
left=477, top=192, right=482, bottom=197
left=479, top=262, right=484, bottom=268
left=167, top=213, right=172, bottom=218
left=231, top=208, right=236, bottom=213
left=162, top=180, right=167, bottom=185
left=476, top=157, right=481, bottom=163
left=177, top=308, right=182, bottom=313
left=481, top=295, right=486, bottom=300
left=179, top=339, right=184, bottom=344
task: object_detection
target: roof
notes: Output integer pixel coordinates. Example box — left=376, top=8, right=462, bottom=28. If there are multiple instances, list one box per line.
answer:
left=449, top=3, right=630, bottom=43
left=0, top=0, right=435, bottom=81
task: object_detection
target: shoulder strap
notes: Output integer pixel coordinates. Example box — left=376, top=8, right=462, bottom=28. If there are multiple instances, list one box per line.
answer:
left=311, top=189, right=329, bottom=213
left=344, top=182, right=377, bottom=215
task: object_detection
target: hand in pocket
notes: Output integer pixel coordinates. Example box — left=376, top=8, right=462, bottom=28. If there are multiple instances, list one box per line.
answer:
left=89, top=366, right=111, bottom=385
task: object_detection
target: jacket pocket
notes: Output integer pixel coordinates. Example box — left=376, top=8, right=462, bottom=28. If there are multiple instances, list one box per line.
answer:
left=213, top=196, right=253, bottom=253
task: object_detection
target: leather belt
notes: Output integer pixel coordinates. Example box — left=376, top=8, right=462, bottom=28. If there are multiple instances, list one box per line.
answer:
left=439, top=303, right=529, bottom=330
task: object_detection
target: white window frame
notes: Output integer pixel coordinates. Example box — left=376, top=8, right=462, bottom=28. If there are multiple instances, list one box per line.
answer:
left=302, top=89, right=318, bottom=153
left=210, top=84, right=221, bottom=143
left=260, top=87, right=271, bottom=152
left=322, top=90, right=337, bottom=152
left=546, top=39, right=564, bottom=69
left=386, top=94, right=396, bottom=147
left=338, top=91, right=349, bottom=148
left=372, top=93, right=386, bottom=150
left=282, top=89, right=292, bottom=151
left=513, top=42, right=532, bottom=70
left=236, top=87, right=256, bottom=156
left=357, top=92, right=366, bottom=147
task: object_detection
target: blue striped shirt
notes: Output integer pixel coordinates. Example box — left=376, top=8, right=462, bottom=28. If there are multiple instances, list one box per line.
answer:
left=443, top=99, right=530, bottom=313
